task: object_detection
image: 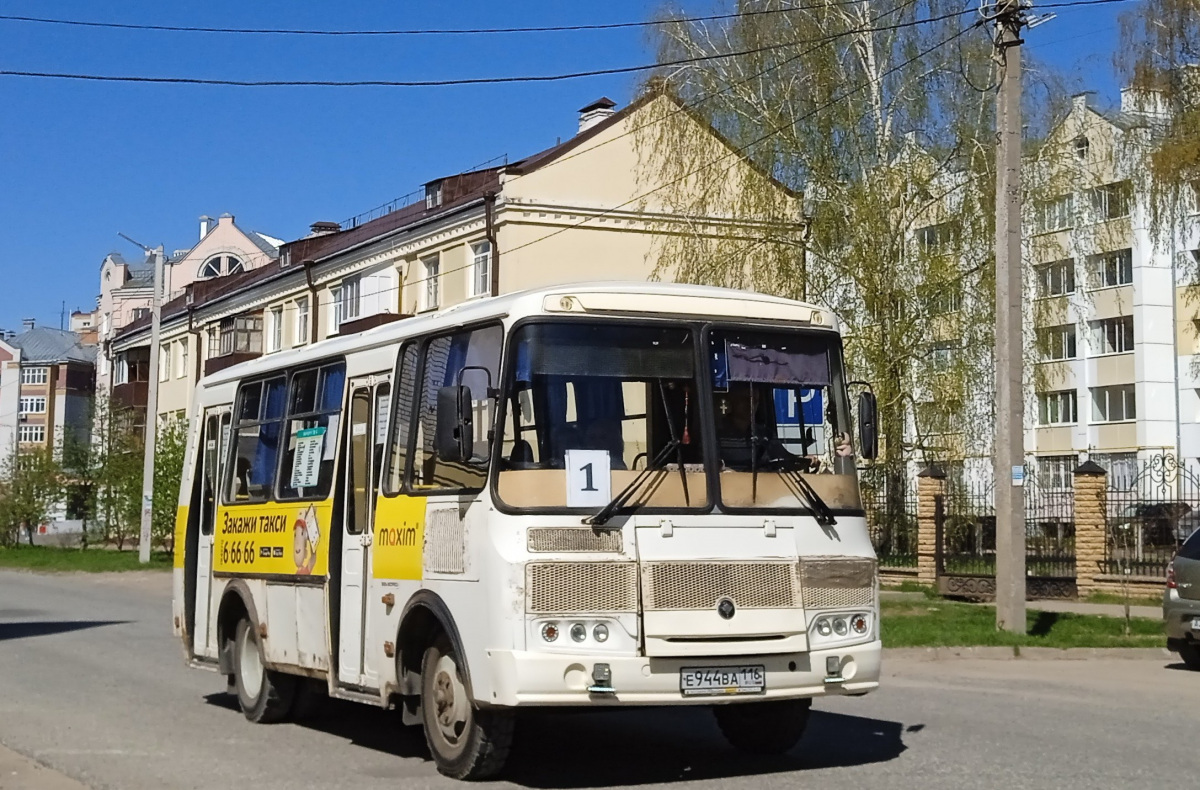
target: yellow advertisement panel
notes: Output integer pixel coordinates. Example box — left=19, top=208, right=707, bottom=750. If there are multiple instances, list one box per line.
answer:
left=214, top=500, right=334, bottom=576
left=373, top=494, right=427, bottom=580
left=173, top=506, right=189, bottom=569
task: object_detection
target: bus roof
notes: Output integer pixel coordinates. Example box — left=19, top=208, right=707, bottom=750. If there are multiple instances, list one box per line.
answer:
left=198, top=281, right=838, bottom=389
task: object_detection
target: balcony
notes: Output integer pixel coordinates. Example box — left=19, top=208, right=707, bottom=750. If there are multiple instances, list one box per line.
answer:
left=205, top=352, right=261, bottom=377
left=111, top=380, right=149, bottom=410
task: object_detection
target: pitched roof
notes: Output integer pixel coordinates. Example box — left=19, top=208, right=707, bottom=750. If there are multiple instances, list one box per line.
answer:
left=9, top=327, right=97, bottom=364
left=245, top=230, right=283, bottom=257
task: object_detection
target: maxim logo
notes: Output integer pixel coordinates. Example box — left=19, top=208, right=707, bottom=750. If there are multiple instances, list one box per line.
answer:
left=717, top=597, right=736, bottom=620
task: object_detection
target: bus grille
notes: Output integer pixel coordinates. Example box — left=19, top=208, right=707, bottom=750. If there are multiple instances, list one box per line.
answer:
left=641, top=561, right=800, bottom=611
left=527, top=527, right=623, bottom=553
left=799, top=557, right=877, bottom=610
left=525, top=562, right=638, bottom=614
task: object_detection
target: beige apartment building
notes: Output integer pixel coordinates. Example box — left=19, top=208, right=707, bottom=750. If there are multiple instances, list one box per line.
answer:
left=108, top=92, right=802, bottom=426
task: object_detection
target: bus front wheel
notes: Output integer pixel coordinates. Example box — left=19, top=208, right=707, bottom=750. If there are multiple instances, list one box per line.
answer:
left=420, top=634, right=513, bottom=780
left=713, top=698, right=812, bottom=755
left=233, top=618, right=295, bottom=723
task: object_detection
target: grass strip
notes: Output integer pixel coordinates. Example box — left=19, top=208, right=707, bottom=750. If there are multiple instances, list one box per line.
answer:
left=882, top=598, right=1164, bottom=649
left=0, top=545, right=172, bottom=572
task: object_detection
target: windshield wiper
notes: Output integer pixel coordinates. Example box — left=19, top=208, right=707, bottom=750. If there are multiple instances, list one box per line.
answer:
left=657, top=379, right=691, bottom=507
left=780, top=468, right=838, bottom=527
left=585, top=439, right=680, bottom=527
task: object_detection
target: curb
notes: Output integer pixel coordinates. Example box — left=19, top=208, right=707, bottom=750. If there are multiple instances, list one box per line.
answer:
left=884, top=646, right=1174, bottom=661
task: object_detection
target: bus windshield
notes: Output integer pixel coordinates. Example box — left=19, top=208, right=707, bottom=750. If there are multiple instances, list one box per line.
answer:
left=495, top=320, right=862, bottom=516
left=496, top=322, right=708, bottom=512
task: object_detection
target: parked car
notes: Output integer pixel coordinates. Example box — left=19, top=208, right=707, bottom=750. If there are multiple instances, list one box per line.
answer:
left=1165, top=527, right=1200, bottom=670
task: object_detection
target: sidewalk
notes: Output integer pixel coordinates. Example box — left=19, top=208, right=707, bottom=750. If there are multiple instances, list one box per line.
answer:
left=880, top=589, right=1161, bottom=620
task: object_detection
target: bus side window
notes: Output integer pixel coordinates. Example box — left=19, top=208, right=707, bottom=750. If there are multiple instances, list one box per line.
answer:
left=227, top=377, right=287, bottom=503
left=414, top=325, right=502, bottom=490
left=279, top=362, right=346, bottom=500
left=384, top=343, right=418, bottom=494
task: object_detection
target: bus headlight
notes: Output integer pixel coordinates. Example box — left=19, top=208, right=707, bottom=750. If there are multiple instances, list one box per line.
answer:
left=850, top=614, right=869, bottom=635
left=541, top=622, right=560, bottom=642
left=816, top=618, right=833, bottom=637
left=570, top=623, right=587, bottom=643
left=832, top=617, right=849, bottom=636
left=593, top=623, right=609, bottom=642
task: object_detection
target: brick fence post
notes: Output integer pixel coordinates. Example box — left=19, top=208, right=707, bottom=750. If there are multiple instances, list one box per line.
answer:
left=1073, top=460, right=1107, bottom=597
left=917, top=464, right=947, bottom=587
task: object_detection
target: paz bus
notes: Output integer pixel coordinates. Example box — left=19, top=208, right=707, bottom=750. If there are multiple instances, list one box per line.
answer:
left=172, top=282, right=882, bottom=779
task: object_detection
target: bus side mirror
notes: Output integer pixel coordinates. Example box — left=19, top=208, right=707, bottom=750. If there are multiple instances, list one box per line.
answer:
left=436, top=386, right=474, bottom=463
left=858, top=391, right=878, bottom=460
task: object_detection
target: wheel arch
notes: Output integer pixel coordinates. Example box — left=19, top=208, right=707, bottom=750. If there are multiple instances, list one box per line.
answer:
left=396, top=590, right=474, bottom=700
left=215, top=579, right=261, bottom=675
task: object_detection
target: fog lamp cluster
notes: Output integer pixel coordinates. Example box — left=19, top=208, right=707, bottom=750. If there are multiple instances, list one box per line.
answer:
left=540, top=621, right=610, bottom=644
left=814, top=613, right=871, bottom=639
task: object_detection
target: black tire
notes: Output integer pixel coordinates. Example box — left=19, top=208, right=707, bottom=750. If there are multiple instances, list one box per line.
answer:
left=420, top=634, right=513, bottom=780
left=713, top=698, right=812, bottom=755
left=1180, top=642, right=1200, bottom=671
left=233, top=618, right=296, bottom=723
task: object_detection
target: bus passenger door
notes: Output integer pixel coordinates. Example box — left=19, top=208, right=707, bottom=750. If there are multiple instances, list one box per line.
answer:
left=339, top=377, right=389, bottom=686
left=193, top=407, right=230, bottom=658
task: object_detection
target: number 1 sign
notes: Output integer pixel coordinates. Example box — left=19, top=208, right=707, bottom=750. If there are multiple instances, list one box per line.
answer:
left=564, top=449, right=612, bottom=508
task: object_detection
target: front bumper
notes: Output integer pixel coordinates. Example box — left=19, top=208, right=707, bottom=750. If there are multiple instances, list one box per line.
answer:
left=1164, top=590, right=1200, bottom=641
left=484, top=640, right=881, bottom=706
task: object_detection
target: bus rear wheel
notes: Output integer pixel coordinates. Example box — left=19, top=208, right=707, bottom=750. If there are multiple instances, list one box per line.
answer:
left=420, top=634, right=513, bottom=780
left=713, top=698, right=812, bottom=755
left=233, top=618, right=295, bottom=723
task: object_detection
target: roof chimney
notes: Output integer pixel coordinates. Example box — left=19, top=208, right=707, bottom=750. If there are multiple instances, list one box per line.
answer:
left=22, top=318, right=35, bottom=331
left=199, top=215, right=213, bottom=239
left=1071, top=92, right=1093, bottom=113
left=309, top=221, right=341, bottom=237
left=578, top=97, right=617, bottom=134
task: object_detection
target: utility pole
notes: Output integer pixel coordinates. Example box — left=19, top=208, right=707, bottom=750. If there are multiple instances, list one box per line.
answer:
left=992, top=0, right=1027, bottom=632
left=138, top=246, right=165, bottom=564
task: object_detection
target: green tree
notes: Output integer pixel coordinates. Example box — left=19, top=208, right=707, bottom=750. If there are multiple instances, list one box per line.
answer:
left=0, top=443, right=63, bottom=546
left=152, top=414, right=189, bottom=553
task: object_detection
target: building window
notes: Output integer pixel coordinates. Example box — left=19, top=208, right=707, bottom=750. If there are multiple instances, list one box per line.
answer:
left=1073, top=136, right=1090, bottom=160
left=916, top=221, right=956, bottom=254
left=1037, top=391, right=1077, bottom=425
left=160, top=344, right=171, bottom=382
left=267, top=306, right=283, bottom=353
left=1090, top=316, right=1134, bottom=354
left=1088, top=181, right=1133, bottom=221
left=208, top=328, right=221, bottom=360
left=929, top=341, right=958, bottom=370
left=219, top=316, right=263, bottom=356
left=422, top=254, right=440, bottom=310
left=17, top=425, right=46, bottom=444
left=199, top=254, right=244, bottom=279
left=929, top=285, right=962, bottom=315
left=1036, top=454, right=1078, bottom=489
left=1087, top=249, right=1133, bottom=289
left=177, top=340, right=188, bottom=379
left=1093, top=451, right=1137, bottom=491
left=1039, top=324, right=1077, bottom=361
left=295, top=297, right=309, bottom=345
left=18, top=396, right=47, bottom=414
left=20, top=367, right=48, bottom=385
left=470, top=241, right=492, bottom=297
left=332, top=276, right=360, bottom=332
left=1036, top=259, right=1075, bottom=297
left=132, top=307, right=150, bottom=321
left=1091, top=384, right=1136, bottom=422
left=1035, top=195, right=1074, bottom=233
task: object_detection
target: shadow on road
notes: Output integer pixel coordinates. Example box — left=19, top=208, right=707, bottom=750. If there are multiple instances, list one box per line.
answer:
left=0, top=620, right=128, bottom=641
left=203, top=692, right=906, bottom=786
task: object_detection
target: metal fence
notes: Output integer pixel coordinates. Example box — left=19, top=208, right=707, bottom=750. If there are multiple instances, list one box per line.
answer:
left=1024, top=469, right=1075, bottom=579
left=1105, top=453, right=1200, bottom=577
left=861, top=467, right=918, bottom=567
left=939, top=476, right=995, bottom=576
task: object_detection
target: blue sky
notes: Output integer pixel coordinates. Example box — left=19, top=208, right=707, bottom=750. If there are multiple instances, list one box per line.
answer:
left=0, top=1, right=1132, bottom=332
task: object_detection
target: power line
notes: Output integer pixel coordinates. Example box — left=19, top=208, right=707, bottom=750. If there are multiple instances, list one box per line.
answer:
left=0, top=0, right=1129, bottom=89
left=0, top=10, right=971, bottom=89
left=0, top=1, right=947, bottom=38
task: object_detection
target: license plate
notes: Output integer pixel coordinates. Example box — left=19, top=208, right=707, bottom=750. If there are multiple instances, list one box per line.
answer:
left=679, top=665, right=765, bottom=697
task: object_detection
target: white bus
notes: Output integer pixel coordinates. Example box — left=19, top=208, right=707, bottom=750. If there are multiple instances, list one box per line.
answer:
left=172, top=282, right=882, bottom=779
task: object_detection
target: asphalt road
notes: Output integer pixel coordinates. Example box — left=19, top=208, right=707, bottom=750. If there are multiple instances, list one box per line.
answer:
left=0, top=569, right=1196, bottom=790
